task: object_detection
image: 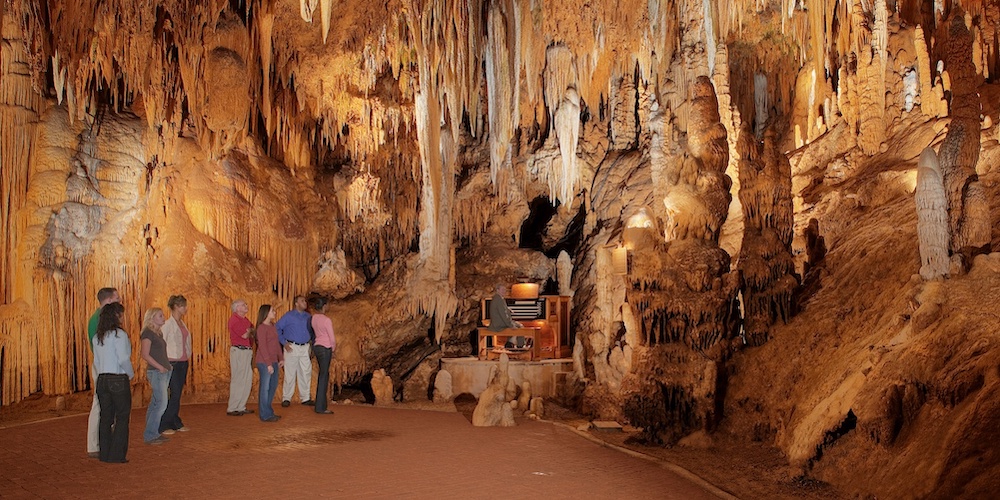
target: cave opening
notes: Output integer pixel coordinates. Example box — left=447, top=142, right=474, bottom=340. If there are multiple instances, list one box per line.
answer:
left=518, top=196, right=557, bottom=251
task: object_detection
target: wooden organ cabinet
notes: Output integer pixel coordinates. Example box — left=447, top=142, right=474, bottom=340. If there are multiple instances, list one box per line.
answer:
left=478, top=295, right=572, bottom=361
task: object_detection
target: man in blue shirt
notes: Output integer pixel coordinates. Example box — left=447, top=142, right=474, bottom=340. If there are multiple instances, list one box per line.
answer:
left=277, top=296, right=314, bottom=407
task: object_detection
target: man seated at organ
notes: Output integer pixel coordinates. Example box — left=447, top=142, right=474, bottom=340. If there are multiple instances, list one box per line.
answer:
left=478, top=281, right=571, bottom=361
left=487, top=284, right=522, bottom=332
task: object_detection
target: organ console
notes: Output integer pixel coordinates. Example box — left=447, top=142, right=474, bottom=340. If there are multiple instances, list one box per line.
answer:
left=478, top=295, right=572, bottom=361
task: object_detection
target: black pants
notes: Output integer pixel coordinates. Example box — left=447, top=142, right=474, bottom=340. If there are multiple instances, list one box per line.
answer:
left=313, top=345, right=332, bottom=412
left=96, top=373, right=131, bottom=463
left=160, top=360, right=188, bottom=432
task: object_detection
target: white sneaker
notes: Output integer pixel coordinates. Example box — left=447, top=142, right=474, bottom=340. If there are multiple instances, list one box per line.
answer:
left=161, top=429, right=176, bottom=435
left=177, top=426, right=190, bottom=432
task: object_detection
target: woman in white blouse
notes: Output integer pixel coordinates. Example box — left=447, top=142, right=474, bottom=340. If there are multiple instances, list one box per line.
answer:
left=159, top=295, right=193, bottom=435
left=92, top=302, right=134, bottom=463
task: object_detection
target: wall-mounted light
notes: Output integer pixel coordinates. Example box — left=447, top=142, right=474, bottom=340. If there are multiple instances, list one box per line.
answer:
left=511, top=282, right=540, bottom=299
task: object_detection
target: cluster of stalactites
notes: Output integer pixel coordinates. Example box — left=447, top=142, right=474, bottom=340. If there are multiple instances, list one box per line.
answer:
left=627, top=238, right=741, bottom=357
left=736, top=129, right=797, bottom=346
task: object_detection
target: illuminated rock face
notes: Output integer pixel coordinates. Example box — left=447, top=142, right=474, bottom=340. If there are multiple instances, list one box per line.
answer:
left=2, top=1, right=1000, bottom=497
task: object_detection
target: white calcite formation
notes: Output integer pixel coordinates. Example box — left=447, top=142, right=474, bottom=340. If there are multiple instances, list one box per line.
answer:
left=371, top=369, right=394, bottom=406
left=432, top=369, right=453, bottom=403
left=472, top=354, right=516, bottom=427
left=916, top=148, right=950, bottom=281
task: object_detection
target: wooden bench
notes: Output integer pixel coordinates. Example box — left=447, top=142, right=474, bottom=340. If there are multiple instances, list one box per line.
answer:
left=477, top=327, right=537, bottom=361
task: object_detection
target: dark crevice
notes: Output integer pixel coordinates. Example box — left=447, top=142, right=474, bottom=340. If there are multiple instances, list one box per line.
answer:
left=519, top=196, right=558, bottom=250
left=811, top=409, right=858, bottom=467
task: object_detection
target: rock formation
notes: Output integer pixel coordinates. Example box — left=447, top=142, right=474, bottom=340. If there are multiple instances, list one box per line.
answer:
left=737, top=128, right=798, bottom=345
left=432, top=369, right=453, bottom=403
left=371, top=369, right=394, bottom=406
left=620, top=77, right=741, bottom=443
left=472, top=354, right=516, bottom=427
left=916, top=147, right=950, bottom=280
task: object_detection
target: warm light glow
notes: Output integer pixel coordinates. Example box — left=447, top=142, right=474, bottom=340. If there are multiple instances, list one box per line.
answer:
left=612, top=246, right=628, bottom=275
left=626, top=209, right=653, bottom=228
left=511, top=282, right=540, bottom=299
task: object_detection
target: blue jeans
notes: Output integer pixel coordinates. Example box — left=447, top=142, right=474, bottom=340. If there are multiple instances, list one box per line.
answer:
left=159, top=360, right=187, bottom=432
left=313, top=345, right=332, bottom=412
left=257, top=362, right=279, bottom=420
left=144, top=369, right=170, bottom=442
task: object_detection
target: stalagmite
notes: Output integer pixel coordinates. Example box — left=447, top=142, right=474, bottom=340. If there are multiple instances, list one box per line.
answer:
left=959, top=181, right=991, bottom=252
left=557, top=250, right=574, bottom=297
left=622, top=76, right=740, bottom=442
left=738, top=128, right=797, bottom=346
left=914, top=25, right=947, bottom=118
left=916, top=148, right=950, bottom=281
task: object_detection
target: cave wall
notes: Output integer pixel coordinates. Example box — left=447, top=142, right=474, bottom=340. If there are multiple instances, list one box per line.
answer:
left=2, top=0, right=1000, bottom=497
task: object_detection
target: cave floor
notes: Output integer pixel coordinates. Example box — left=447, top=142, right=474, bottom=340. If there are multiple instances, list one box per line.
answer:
left=0, top=397, right=726, bottom=499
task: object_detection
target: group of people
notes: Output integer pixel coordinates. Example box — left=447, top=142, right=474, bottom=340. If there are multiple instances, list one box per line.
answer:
left=87, top=289, right=337, bottom=464
left=87, top=290, right=192, bottom=463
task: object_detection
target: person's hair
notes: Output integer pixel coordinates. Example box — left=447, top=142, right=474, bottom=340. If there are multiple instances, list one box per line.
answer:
left=96, top=302, right=125, bottom=345
left=97, top=287, right=117, bottom=303
left=256, top=304, right=272, bottom=328
left=312, top=297, right=327, bottom=310
left=167, top=295, right=187, bottom=310
left=142, top=307, right=164, bottom=333
left=231, top=299, right=246, bottom=313
left=294, top=295, right=305, bottom=304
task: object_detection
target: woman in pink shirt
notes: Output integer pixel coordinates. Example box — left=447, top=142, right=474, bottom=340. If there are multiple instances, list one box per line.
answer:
left=311, top=298, right=336, bottom=414
left=254, top=304, right=283, bottom=422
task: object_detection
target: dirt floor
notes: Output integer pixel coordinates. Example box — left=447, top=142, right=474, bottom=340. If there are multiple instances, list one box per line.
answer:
left=451, top=395, right=846, bottom=499
left=2, top=391, right=843, bottom=499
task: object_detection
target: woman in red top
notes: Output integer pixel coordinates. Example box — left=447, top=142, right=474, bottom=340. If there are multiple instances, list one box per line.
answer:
left=254, top=304, right=284, bottom=422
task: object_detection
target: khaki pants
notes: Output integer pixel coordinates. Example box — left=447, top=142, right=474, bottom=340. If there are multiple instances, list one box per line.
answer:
left=227, top=347, right=254, bottom=412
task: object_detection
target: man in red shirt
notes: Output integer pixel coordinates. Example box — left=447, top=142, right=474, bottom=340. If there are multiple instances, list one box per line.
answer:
left=227, top=299, right=255, bottom=416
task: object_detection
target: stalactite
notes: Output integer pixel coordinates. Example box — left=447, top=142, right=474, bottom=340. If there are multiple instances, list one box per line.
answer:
left=485, top=1, right=516, bottom=186
left=543, top=45, right=582, bottom=209
left=610, top=74, right=639, bottom=150
left=753, top=73, right=768, bottom=138
left=916, top=148, right=950, bottom=281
